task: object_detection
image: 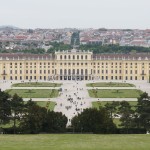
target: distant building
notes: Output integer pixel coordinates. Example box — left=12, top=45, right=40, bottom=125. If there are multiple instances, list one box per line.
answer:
left=0, top=49, right=150, bottom=81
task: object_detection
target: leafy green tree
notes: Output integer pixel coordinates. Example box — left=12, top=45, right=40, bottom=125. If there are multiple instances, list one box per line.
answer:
left=136, top=92, right=150, bottom=131
left=20, top=104, right=67, bottom=133
left=20, top=105, right=47, bottom=133
left=71, top=108, right=116, bottom=133
left=105, top=101, right=120, bottom=119
left=118, top=101, right=134, bottom=132
left=10, top=94, right=24, bottom=133
left=0, top=90, right=11, bottom=126
left=43, top=111, right=67, bottom=133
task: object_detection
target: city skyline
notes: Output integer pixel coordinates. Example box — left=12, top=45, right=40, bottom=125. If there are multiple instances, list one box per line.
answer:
left=0, top=0, right=150, bottom=29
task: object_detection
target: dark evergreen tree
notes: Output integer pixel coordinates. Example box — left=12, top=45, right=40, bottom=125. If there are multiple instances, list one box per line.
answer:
left=0, top=90, right=11, bottom=126
left=136, top=92, right=150, bottom=131
left=118, top=101, right=134, bottom=133
left=10, top=94, right=24, bottom=133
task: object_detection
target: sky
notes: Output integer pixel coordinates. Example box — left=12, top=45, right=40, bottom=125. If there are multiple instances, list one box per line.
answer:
left=0, top=0, right=150, bottom=29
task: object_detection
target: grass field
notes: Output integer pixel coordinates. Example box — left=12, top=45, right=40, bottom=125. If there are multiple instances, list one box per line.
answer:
left=87, top=82, right=135, bottom=87
left=88, top=89, right=143, bottom=98
left=0, top=134, right=150, bottom=150
left=92, top=101, right=138, bottom=109
left=6, top=89, right=59, bottom=98
left=36, top=101, right=56, bottom=111
left=12, top=82, right=61, bottom=87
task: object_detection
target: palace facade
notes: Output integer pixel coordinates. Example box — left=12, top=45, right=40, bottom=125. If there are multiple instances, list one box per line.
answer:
left=0, top=49, right=150, bottom=81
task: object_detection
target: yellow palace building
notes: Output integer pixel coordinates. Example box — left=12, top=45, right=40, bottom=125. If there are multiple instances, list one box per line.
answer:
left=0, top=49, right=150, bottom=81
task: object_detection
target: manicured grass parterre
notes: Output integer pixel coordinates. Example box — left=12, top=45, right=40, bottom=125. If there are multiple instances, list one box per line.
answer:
left=36, top=101, right=56, bottom=111
left=88, top=89, right=143, bottom=98
left=92, top=101, right=138, bottom=110
left=5, top=89, right=59, bottom=98
left=0, top=134, right=150, bottom=150
left=87, top=82, right=135, bottom=87
left=12, top=82, right=61, bottom=87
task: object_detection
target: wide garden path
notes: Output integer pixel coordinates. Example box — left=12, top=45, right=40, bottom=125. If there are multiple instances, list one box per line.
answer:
left=54, top=81, right=92, bottom=126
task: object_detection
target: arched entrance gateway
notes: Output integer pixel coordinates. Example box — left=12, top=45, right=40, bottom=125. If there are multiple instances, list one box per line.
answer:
left=56, top=49, right=93, bottom=81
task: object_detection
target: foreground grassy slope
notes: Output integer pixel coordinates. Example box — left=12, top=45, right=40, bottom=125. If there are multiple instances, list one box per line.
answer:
left=0, top=134, right=149, bottom=150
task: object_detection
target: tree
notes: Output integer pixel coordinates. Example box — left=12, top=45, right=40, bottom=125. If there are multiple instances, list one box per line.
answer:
left=105, top=101, right=119, bottom=119
left=71, top=108, right=116, bottom=133
left=43, top=111, right=67, bottom=133
left=118, top=101, right=134, bottom=132
left=10, top=94, right=24, bottom=134
left=20, top=105, right=47, bottom=134
left=136, top=92, right=150, bottom=131
left=0, top=90, right=11, bottom=126
left=20, top=104, right=68, bottom=134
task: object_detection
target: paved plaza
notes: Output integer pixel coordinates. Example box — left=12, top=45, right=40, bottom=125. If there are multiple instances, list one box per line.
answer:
left=1, top=80, right=150, bottom=126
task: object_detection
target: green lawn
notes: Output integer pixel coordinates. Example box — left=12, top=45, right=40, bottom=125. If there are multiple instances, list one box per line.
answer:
left=88, top=89, right=143, bottom=98
left=92, top=101, right=138, bottom=110
left=12, top=82, right=61, bottom=87
left=6, top=89, right=59, bottom=98
left=87, top=82, right=135, bottom=87
left=0, top=134, right=150, bottom=150
left=36, top=101, right=56, bottom=111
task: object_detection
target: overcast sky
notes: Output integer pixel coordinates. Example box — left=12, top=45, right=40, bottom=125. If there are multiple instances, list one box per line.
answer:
left=0, top=0, right=150, bottom=29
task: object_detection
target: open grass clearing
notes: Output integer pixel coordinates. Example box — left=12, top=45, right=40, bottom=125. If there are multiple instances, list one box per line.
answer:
left=0, top=134, right=150, bottom=150
left=5, top=89, right=59, bottom=98
left=12, top=82, right=61, bottom=87
left=87, top=82, right=135, bottom=87
left=88, top=89, right=143, bottom=98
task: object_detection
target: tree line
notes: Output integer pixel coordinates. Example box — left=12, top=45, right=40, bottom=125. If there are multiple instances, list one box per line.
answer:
left=1, top=42, right=150, bottom=54
left=0, top=90, right=67, bottom=134
left=72, top=92, right=150, bottom=134
left=0, top=90, right=150, bottom=134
